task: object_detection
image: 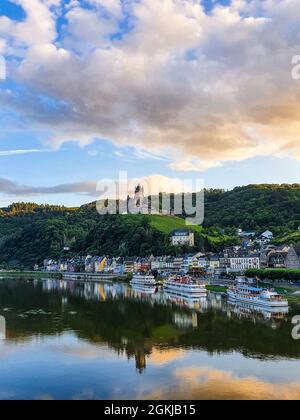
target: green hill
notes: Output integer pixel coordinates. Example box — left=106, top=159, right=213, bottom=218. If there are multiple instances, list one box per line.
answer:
left=145, top=214, right=202, bottom=234
left=0, top=204, right=234, bottom=269
left=203, top=184, right=300, bottom=236
left=273, top=231, right=300, bottom=245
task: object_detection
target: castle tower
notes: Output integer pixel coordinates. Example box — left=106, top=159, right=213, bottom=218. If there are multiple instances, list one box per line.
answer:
left=134, top=184, right=145, bottom=209
left=134, top=184, right=144, bottom=204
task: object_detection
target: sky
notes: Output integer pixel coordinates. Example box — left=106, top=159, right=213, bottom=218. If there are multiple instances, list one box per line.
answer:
left=0, top=0, right=300, bottom=206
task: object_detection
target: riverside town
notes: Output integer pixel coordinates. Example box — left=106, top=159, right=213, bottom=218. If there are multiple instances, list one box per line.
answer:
left=1, top=0, right=300, bottom=403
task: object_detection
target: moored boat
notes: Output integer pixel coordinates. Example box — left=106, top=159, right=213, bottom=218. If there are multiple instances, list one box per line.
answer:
left=130, top=273, right=156, bottom=286
left=164, top=275, right=207, bottom=298
left=227, top=278, right=289, bottom=308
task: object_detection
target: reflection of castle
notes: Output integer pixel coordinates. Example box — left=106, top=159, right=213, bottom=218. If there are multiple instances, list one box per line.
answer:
left=135, top=348, right=148, bottom=373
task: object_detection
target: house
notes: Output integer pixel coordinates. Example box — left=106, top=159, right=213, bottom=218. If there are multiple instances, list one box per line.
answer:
left=208, top=255, right=220, bottom=269
left=197, top=254, right=208, bottom=269
left=67, top=261, right=76, bottom=272
left=218, top=247, right=259, bottom=272
left=124, top=258, right=136, bottom=273
left=85, top=255, right=96, bottom=272
left=173, top=257, right=184, bottom=272
left=44, top=259, right=59, bottom=272
left=170, top=229, right=195, bottom=247
left=229, top=253, right=260, bottom=272
left=94, top=256, right=107, bottom=272
left=165, top=256, right=175, bottom=271
left=114, top=259, right=125, bottom=275
left=267, top=247, right=290, bottom=268
left=182, top=254, right=194, bottom=272
left=263, top=245, right=300, bottom=269
left=59, top=261, right=68, bottom=272
left=140, top=258, right=151, bottom=272
left=285, top=245, right=300, bottom=269
left=219, top=247, right=246, bottom=270
left=261, top=230, right=273, bottom=242
left=238, top=231, right=256, bottom=238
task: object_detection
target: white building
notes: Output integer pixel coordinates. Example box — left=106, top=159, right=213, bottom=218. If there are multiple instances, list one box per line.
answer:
left=170, top=229, right=195, bottom=247
left=229, top=254, right=260, bottom=271
left=261, top=230, right=273, bottom=241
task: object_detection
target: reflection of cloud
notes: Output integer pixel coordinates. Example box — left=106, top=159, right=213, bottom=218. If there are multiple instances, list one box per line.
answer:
left=36, top=394, right=55, bottom=401
left=56, top=343, right=111, bottom=360
left=142, top=366, right=300, bottom=400
left=72, top=388, right=102, bottom=401
left=149, top=348, right=185, bottom=366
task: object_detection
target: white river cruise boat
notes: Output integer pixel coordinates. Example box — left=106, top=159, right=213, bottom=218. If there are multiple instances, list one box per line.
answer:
left=164, top=276, right=207, bottom=298
left=227, top=278, right=289, bottom=309
left=130, top=273, right=156, bottom=286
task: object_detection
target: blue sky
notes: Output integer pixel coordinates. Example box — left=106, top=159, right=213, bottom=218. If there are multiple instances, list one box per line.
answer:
left=0, top=0, right=299, bottom=206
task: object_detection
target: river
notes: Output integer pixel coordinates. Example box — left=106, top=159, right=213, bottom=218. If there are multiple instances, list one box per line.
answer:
left=0, top=277, right=299, bottom=400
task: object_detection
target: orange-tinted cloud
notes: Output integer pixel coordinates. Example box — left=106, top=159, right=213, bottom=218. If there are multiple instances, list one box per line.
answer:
left=1, top=0, right=300, bottom=170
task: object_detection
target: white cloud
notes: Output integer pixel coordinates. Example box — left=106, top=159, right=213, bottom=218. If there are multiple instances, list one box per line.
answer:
left=0, top=149, right=53, bottom=156
left=0, top=174, right=194, bottom=198
left=1, top=0, right=300, bottom=171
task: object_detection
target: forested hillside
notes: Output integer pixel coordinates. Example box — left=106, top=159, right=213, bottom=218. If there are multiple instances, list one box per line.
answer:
left=0, top=184, right=300, bottom=268
left=203, top=184, right=300, bottom=236
left=0, top=203, right=234, bottom=268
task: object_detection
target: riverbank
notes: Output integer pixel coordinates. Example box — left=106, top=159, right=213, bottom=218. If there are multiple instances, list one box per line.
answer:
left=206, top=285, right=228, bottom=293
left=246, top=268, right=300, bottom=281
left=61, top=272, right=128, bottom=282
left=0, top=271, right=62, bottom=279
left=206, top=282, right=300, bottom=304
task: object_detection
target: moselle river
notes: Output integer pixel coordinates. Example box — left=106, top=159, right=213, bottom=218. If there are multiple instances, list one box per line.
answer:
left=0, top=277, right=300, bottom=400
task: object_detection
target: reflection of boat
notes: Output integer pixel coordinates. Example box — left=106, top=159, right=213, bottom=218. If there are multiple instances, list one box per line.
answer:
left=164, top=276, right=207, bottom=298
left=227, top=278, right=289, bottom=308
left=131, top=284, right=156, bottom=294
left=130, top=273, right=156, bottom=286
left=227, top=300, right=289, bottom=321
left=164, top=291, right=207, bottom=311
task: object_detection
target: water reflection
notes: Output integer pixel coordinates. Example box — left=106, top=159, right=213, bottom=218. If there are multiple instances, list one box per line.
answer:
left=0, top=278, right=299, bottom=400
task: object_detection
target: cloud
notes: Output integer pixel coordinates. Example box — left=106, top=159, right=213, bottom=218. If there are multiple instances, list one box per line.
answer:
left=0, top=174, right=195, bottom=197
left=1, top=0, right=300, bottom=171
left=0, top=149, right=53, bottom=156
left=0, top=178, right=98, bottom=197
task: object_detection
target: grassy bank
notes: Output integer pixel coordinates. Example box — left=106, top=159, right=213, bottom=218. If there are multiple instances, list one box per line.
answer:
left=245, top=268, right=300, bottom=281
left=206, top=285, right=228, bottom=293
